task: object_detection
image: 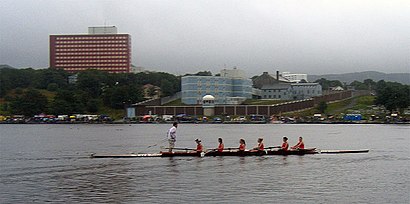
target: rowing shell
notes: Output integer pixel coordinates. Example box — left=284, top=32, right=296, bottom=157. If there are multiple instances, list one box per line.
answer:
left=90, top=149, right=369, bottom=158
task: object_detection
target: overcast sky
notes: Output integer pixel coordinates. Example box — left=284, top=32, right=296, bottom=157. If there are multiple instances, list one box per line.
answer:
left=1, top=0, right=409, bottom=76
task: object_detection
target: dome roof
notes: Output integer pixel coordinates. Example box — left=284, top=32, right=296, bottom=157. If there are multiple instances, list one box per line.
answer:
left=202, top=95, right=215, bottom=100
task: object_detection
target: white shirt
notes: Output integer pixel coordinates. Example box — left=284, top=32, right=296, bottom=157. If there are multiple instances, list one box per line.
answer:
left=168, top=126, right=177, bottom=140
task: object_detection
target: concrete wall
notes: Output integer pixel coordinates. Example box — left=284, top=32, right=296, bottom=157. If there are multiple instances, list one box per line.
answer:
left=135, top=90, right=353, bottom=116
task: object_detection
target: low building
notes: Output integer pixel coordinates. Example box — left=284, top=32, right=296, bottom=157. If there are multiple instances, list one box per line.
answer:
left=261, top=83, right=322, bottom=100
left=254, top=71, right=322, bottom=100
left=252, top=71, right=290, bottom=89
left=181, top=68, right=252, bottom=105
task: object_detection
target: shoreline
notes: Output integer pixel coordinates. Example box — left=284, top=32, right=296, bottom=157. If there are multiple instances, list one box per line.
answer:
left=1, top=121, right=409, bottom=125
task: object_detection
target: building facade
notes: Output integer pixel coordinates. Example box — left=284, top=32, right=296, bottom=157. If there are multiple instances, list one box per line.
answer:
left=261, top=83, right=322, bottom=100
left=50, top=26, right=131, bottom=73
left=181, top=69, right=252, bottom=105
left=281, top=72, right=308, bottom=83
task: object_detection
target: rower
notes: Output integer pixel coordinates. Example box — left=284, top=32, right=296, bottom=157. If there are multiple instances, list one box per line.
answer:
left=195, top=138, right=203, bottom=153
left=281, top=137, right=289, bottom=151
left=217, top=137, right=224, bottom=152
left=252, top=138, right=264, bottom=151
left=239, top=138, right=246, bottom=151
left=291, top=137, right=305, bottom=150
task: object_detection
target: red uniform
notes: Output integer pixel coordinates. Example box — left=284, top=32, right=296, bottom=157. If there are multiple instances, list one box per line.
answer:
left=239, top=143, right=246, bottom=151
left=196, top=144, right=203, bottom=152
left=258, top=143, right=264, bottom=151
left=293, top=141, right=304, bottom=149
left=218, top=143, right=224, bottom=152
left=281, top=142, right=289, bottom=151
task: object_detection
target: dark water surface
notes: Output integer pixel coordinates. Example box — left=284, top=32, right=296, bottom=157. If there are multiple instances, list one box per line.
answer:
left=1, top=124, right=409, bottom=203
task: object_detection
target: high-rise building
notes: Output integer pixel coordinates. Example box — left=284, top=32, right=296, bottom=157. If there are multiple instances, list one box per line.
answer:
left=50, top=26, right=131, bottom=73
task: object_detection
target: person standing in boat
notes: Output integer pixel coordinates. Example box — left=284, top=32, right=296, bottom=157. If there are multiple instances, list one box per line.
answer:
left=217, top=138, right=224, bottom=152
left=167, top=122, right=178, bottom=152
left=281, top=137, right=289, bottom=151
left=291, top=137, right=305, bottom=150
left=195, top=139, right=203, bottom=153
left=239, top=139, right=246, bottom=151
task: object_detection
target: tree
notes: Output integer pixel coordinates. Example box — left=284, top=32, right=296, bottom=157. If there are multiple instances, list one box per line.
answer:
left=9, top=89, right=48, bottom=116
left=314, top=78, right=343, bottom=90
left=86, top=99, right=99, bottom=113
left=103, top=85, right=143, bottom=108
left=375, top=80, right=410, bottom=112
left=76, top=70, right=108, bottom=98
left=316, top=101, right=328, bottom=113
left=50, top=90, right=84, bottom=115
left=194, top=71, right=212, bottom=76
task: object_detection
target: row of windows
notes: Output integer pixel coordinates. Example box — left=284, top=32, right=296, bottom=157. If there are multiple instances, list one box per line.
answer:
left=56, top=59, right=128, bottom=63
left=64, top=67, right=128, bottom=71
left=55, top=44, right=127, bottom=48
left=55, top=55, right=128, bottom=59
left=264, top=89, right=286, bottom=93
left=56, top=40, right=127, bottom=44
left=56, top=48, right=128, bottom=52
left=264, top=95, right=282, bottom=99
left=56, top=36, right=128, bottom=40
left=55, top=52, right=128, bottom=55
left=56, top=63, right=128, bottom=67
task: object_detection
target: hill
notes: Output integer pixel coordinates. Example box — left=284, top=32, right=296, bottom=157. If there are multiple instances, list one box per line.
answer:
left=308, top=71, right=410, bottom=84
left=0, top=64, right=16, bottom=69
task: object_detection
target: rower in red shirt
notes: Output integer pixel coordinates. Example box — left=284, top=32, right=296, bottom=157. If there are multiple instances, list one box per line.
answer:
left=252, top=138, right=264, bottom=151
left=281, top=137, right=289, bottom=151
left=291, top=137, right=305, bottom=149
left=239, top=138, right=246, bottom=151
left=217, top=138, right=224, bottom=152
left=195, top=139, right=203, bottom=153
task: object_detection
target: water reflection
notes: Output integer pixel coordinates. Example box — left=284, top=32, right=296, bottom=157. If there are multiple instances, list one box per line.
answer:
left=51, top=160, right=134, bottom=203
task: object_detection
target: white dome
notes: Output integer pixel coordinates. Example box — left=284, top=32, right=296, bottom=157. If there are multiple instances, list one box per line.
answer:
left=202, top=95, right=215, bottom=100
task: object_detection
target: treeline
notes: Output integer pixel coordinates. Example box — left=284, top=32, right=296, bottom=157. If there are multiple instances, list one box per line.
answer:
left=0, top=68, right=180, bottom=116
left=315, top=78, right=409, bottom=112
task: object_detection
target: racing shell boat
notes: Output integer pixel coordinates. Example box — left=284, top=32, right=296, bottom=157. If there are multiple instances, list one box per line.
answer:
left=90, top=148, right=369, bottom=158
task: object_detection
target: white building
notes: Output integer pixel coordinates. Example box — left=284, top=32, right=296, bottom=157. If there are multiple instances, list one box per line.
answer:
left=282, top=72, right=308, bottom=83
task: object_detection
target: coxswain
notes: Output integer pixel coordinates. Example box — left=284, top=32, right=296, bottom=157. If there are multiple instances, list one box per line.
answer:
left=217, top=137, right=224, bottom=152
left=195, top=138, right=203, bottom=153
left=291, top=137, right=305, bottom=149
left=281, top=137, right=289, bottom=151
left=167, top=122, right=178, bottom=152
left=239, top=138, right=246, bottom=151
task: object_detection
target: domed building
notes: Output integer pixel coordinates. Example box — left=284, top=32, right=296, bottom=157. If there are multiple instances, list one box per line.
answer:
left=202, top=95, right=215, bottom=116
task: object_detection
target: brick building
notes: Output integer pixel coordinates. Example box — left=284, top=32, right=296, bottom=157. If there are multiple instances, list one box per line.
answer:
left=50, top=26, right=131, bottom=73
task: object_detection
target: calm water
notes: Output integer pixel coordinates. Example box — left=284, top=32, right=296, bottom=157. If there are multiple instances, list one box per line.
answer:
left=1, top=124, right=409, bottom=203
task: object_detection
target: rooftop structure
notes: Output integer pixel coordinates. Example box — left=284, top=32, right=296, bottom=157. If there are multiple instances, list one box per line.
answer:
left=282, top=72, right=308, bottom=83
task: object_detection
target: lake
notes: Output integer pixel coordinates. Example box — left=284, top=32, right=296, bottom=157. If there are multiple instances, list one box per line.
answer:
left=1, top=124, right=409, bottom=203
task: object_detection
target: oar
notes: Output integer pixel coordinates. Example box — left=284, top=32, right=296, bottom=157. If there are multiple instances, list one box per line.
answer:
left=266, top=146, right=281, bottom=149
left=205, top=147, right=243, bottom=154
left=147, top=138, right=168, bottom=148
left=163, top=147, right=197, bottom=151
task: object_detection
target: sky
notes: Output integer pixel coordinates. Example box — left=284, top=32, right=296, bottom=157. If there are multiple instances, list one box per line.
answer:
left=0, top=0, right=409, bottom=77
